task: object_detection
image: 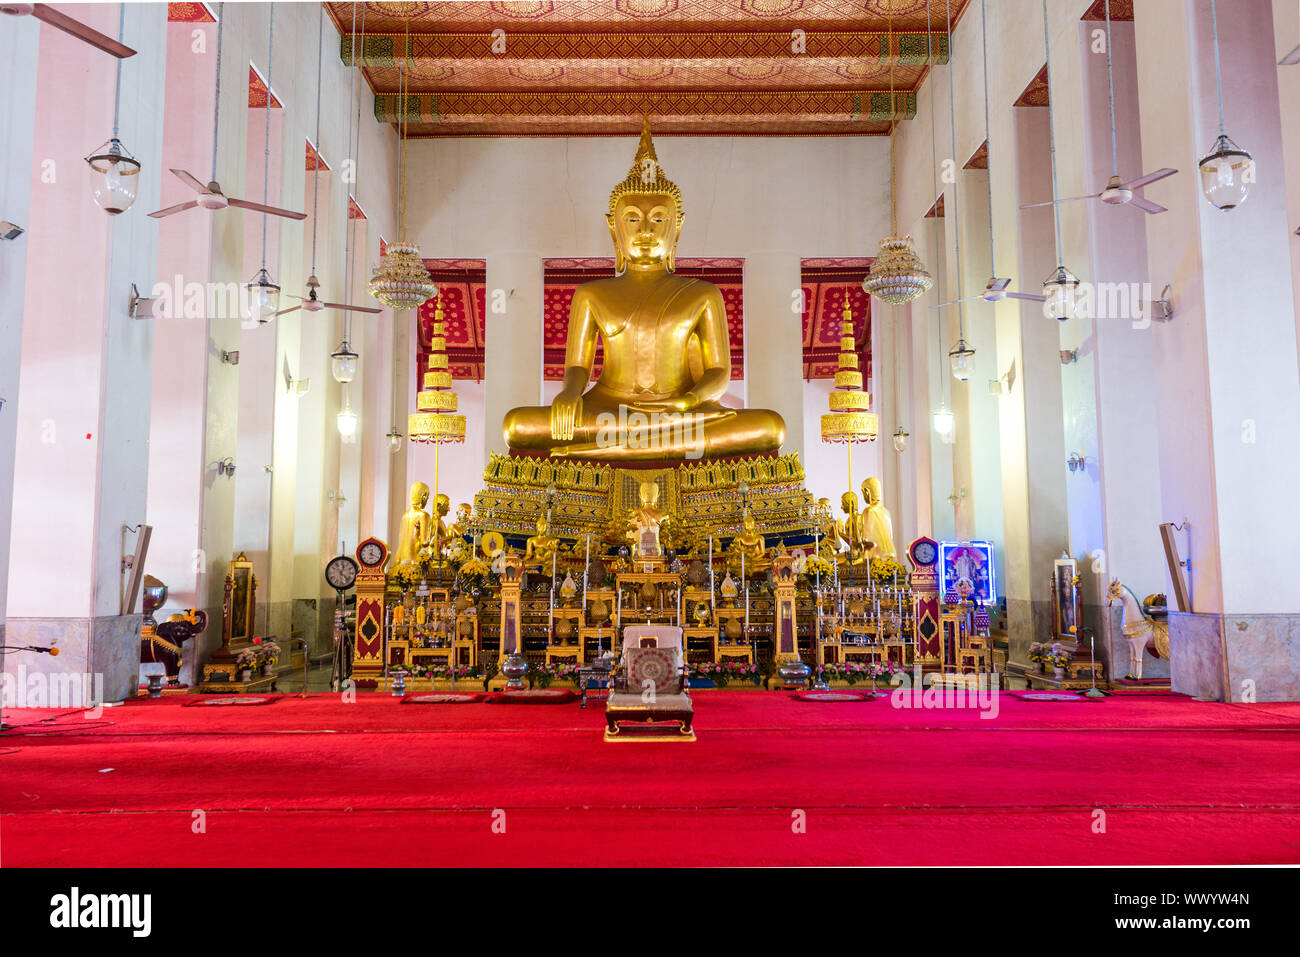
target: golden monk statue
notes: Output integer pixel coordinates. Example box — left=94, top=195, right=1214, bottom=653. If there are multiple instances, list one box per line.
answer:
left=394, top=482, right=434, bottom=569
left=860, top=477, right=896, bottom=560
left=523, top=517, right=561, bottom=569
left=836, top=491, right=869, bottom=566
left=729, top=509, right=767, bottom=573
left=450, top=502, right=472, bottom=539
left=625, top=479, right=669, bottom=557
left=503, top=119, right=785, bottom=461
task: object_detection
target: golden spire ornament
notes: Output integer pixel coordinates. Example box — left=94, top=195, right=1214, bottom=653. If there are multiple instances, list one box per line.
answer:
left=409, top=296, right=467, bottom=522
left=820, top=291, right=879, bottom=491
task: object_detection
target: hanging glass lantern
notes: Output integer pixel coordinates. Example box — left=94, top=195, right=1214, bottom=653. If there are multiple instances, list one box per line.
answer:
left=331, top=340, right=359, bottom=384
left=387, top=427, right=403, bottom=453
left=337, top=402, right=358, bottom=439
left=245, top=268, right=280, bottom=324
left=85, top=138, right=141, bottom=215
left=863, top=235, right=934, bottom=305
left=892, top=426, right=910, bottom=453
left=949, top=338, right=976, bottom=382
left=933, top=404, right=955, bottom=437
left=1198, top=134, right=1253, bottom=210
left=1042, top=265, right=1081, bottom=322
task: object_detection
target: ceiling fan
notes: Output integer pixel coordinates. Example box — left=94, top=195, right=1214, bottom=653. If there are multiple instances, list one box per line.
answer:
left=1, top=3, right=135, bottom=58
left=149, top=168, right=306, bottom=221
left=148, top=9, right=303, bottom=223
left=1020, top=0, right=1177, bottom=216
left=274, top=275, right=380, bottom=318
left=934, top=0, right=1045, bottom=311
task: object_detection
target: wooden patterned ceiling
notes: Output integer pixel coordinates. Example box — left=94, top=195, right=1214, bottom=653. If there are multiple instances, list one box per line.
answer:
left=325, top=0, right=969, bottom=137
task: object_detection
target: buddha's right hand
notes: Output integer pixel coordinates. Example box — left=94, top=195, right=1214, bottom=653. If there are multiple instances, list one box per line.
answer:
left=550, top=390, right=583, bottom=441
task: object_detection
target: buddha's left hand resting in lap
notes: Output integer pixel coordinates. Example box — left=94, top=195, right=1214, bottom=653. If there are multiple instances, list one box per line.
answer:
left=503, top=120, right=785, bottom=462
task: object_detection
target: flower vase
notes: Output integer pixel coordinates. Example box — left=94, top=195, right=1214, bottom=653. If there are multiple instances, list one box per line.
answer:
left=1053, top=666, right=1065, bottom=680
left=262, top=663, right=275, bottom=677
left=238, top=669, right=252, bottom=682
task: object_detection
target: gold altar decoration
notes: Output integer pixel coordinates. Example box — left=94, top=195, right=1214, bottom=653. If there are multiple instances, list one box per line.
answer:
left=368, top=60, right=437, bottom=310
left=502, top=117, right=785, bottom=460
left=409, top=297, right=467, bottom=559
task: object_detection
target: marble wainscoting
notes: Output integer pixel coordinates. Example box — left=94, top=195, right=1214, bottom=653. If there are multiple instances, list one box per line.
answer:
left=1170, top=612, right=1300, bottom=702
left=3, top=614, right=142, bottom=703
left=1004, top=598, right=1056, bottom=670
left=1104, top=604, right=1171, bottom=681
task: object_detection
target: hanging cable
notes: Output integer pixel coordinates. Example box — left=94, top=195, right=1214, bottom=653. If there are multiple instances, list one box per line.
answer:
left=210, top=2, right=225, bottom=182
left=1105, top=0, right=1118, bottom=178
left=944, top=0, right=966, bottom=343
left=1210, top=0, right=1226, bottom=137
left=258, top=7, right=275, bottom=274
left=926, top=0, right=948, bottom=411
left=112, top=4, right=125, bottom=140
left=1043, top=0, right=1065, bottom=267
left=980, top=0, right=995, bottom=272
left=309, top=2, right=324, bottom=275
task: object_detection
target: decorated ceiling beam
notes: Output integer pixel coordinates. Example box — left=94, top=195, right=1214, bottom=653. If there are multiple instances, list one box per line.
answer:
left=339, top=31, right=948, bottom=67
left=374, top=90, right=917, bottom=128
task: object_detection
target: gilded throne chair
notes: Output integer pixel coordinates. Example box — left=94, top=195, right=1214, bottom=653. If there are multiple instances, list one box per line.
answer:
left=604, top=625, right=695, bottom=742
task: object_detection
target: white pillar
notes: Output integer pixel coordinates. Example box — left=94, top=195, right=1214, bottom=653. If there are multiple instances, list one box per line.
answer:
left=744, top=251, right=804, bottom=459
left=484, top=250, right=543, bottom=459
left=1136, top=0, right=1300, bottom=701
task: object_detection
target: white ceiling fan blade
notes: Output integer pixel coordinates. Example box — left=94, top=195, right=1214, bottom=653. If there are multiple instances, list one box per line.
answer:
left=147, top=200, right=198, bottom=219
left=1123, top=167, right=1177, bottom=190
left=273, top=305, right=303, bottom=318
left=320, top=301, right=382, bottom=314
left=31, top=3, right=135, bottom=58
left=1279, top=43, right=1300, bottom=66
left=1019, top=194, right=1095, bottom=210
left=930, top=294, right=982, bottom=309
left=1128, top=195, right=1168, bottom=215
left=987, top=277, right=1011, bottom=291
left=169, top=168, right=209, bottom=194
left=227, top=197, right=307, bottom=221
left=1006, top=291, right=1047, bottom=302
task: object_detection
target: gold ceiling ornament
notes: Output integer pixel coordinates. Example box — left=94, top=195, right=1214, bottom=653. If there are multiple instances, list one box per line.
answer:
left=863, top=6, right=933, bottom=306
left=368, top=52, right=437, bottom=311
left=409, top=295, right=467, bottom=447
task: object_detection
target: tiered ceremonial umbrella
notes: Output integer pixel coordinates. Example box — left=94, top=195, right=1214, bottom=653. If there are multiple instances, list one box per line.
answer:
left=409, top=297, right=466, bottom=551
left=820, top=293, right=879, bottom=494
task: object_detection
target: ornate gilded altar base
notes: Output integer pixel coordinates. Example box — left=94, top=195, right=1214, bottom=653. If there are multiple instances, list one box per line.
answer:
left=471, top=451, right=815, bottom=547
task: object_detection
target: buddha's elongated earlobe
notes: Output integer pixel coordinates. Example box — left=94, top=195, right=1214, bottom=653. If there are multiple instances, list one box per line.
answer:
left=607, top=213, right=626, bottom=274
left=666, top=218, right=683, bottom=273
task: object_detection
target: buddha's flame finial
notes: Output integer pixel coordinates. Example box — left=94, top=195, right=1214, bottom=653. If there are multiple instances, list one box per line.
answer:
left=608, top=116, right=685, bottom=225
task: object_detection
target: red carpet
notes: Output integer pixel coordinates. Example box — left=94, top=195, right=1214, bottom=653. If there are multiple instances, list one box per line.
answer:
left=3, top=691, right=1299, bottom=866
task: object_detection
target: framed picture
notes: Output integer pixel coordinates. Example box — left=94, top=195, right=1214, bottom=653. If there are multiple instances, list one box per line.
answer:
left=1052, top=557, right=1079, bottom=640
left=228, top=553, right=256, bottom=643
left=938, top=540, right=997, bottom=604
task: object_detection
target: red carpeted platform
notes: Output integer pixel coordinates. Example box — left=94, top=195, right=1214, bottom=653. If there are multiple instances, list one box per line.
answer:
left=3, top=691, right=1299, bottom=866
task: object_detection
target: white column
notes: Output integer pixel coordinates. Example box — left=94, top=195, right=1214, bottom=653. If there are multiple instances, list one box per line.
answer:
left=0, top=14, right=40, bottom=656
left=1136, top=0, right=1300, bottom=700
left=744, top=252, right=804, bottom=459
left=484, top=250, right=543, bottom=459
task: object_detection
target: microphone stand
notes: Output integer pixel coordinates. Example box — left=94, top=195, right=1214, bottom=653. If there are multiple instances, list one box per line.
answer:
left=0, top=645, right=62, bottom=731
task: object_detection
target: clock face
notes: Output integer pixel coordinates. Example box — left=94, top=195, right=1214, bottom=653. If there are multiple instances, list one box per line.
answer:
left=325, top=555, right=358, bottom=590
left=912, top=540, right=938, bottom=567
left=358, top=541, right=385, bottom=567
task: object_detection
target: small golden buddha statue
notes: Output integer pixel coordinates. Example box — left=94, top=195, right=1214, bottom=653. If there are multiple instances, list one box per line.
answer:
left=860, top=477, right=896, bottom=560
left=502, top=118, right=785, bottom=461
left=625, top=479, right=669, bottom=557
left=836, top=491, right=869, bottom=566
left=450, top=502, right=472, bottom=539
left=394, top=482, right=433, bottom=569
left=523, top=517, right=561, bottom=569
left=730, top=509, right=767, bottom=572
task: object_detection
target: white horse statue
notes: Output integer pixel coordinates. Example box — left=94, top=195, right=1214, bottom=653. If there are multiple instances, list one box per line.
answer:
left=1105, top=579, right=1168, bottom=680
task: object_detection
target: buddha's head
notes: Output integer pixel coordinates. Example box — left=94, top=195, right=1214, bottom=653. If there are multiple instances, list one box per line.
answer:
left=535, top=517, right=549, bottom=535
left=862, top=477, right=882, bottom=507
left=409, top=481, right=430, bottom=509
left=638, top=479, right=660, bottom=508
left=608, top=118, right=684, bottom=274
left=434, top=493, right=450, bottom=517
left=456, top=503, right=472, bottom=523
left=742, top=509, right=757, bottom=532
left=841, top=491, right=857, bottom=514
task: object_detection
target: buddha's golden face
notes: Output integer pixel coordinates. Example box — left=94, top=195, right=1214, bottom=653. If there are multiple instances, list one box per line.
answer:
left=608, top=193, right=680, bottom=270
left=639, top=481, right=660, bottom=507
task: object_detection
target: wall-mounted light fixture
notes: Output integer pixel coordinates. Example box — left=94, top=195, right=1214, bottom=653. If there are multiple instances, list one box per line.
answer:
left=1067, top=452, right=1087, bottom=472
left=221, top=350, right=240, bottom=365
left=1060, top=349, right=1079, bottom=365
left=1147, top=284, right=1174, bottom=322
left=215, top=458, right=236, bottom=477
left=0, top=221, right=24, bottom=241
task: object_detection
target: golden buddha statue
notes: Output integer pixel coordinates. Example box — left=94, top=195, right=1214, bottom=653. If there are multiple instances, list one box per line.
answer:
left=394, top=482, right=434, bottom=569
left=450, top=502, right=472, bottom=539
left=502, top=118, right=785, bottom=461
left=729, top=509, right=767, bottom=572
left=836, top=491, right=869, bottom=566
left=860, top=477, right=896, bottom=560
left=625, top=479, right=669, bottom=557
left=523, top=517, right=561, bottom=569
